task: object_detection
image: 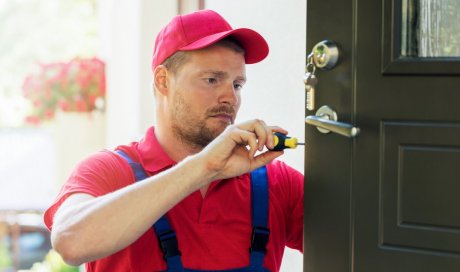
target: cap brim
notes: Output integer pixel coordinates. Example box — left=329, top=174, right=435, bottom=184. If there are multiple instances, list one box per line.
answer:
left=180, top=28, right=269, bottom=64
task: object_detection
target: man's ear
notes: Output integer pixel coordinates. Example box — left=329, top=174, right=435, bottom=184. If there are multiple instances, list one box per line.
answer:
left=153, top=65, right=169, bottom=96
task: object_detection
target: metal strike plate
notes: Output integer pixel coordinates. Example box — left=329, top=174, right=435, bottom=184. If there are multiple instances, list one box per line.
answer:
left=312, top=40, right=339, bottom=70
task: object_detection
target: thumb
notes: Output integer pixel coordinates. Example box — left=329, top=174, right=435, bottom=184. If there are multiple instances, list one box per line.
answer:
left=249, top=150, right=284, bottom=171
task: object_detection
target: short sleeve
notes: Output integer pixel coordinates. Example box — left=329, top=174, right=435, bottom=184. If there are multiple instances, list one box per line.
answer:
left=269, top=160, right=304, bottom=252
left=43, top=150, right=134, bottom=230
left=285, top=165, right=304, bottom=252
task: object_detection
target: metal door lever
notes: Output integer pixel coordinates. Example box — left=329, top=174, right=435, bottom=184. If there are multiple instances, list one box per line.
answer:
left=305, top=105, right=360, bottom=138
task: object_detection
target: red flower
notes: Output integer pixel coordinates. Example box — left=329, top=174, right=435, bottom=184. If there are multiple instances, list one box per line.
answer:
left=22, top=57, right=106, bottom=124
left=58, top=100, right=70, bottom=111
left=33, top=99, right=43, bottom=108
left=75, top=97, right=88, bottom=112
left=25, top=115, right=41, bottom=125
left=44, top=108, right=55, bottom=120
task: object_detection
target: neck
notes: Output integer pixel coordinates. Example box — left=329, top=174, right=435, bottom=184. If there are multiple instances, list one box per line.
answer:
left=155, top=125, right=202, bottom=162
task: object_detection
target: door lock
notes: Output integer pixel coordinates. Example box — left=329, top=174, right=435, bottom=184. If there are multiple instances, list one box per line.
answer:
left=304, top=40, right=340, bottom=112
left=311, top=40, right=339, bottom=70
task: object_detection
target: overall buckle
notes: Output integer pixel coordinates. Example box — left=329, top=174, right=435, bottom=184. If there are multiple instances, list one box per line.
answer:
left=158, top=230, right=181, bottom=259
left=250, top=226, right=270, bottom=253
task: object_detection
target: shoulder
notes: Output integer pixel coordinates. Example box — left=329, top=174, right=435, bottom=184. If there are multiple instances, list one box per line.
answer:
left=266, top=160, right=304, bottom=185
left=265, top=160, right=304, bottom=203
left=70, top=149, right=135, bottom=188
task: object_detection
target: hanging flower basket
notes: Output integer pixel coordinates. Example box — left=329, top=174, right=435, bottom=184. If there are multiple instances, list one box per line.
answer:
left=22, top=57, right=106, bottom=125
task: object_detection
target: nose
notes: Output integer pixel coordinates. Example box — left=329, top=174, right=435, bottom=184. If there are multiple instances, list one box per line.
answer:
left=219, top=83, right=239, bottom=106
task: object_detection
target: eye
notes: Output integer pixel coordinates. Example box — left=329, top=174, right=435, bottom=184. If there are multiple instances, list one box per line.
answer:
left=205, top=78, right=218, bottom=85
left=234, top=81, right=245, bottom=90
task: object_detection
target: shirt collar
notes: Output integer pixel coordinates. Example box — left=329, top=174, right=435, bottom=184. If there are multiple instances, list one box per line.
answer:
left=137, top=127, right=176, bottom=174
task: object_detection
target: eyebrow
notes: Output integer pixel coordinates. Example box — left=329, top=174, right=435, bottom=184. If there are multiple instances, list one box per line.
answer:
left=201, top=70, right=247, bottom=83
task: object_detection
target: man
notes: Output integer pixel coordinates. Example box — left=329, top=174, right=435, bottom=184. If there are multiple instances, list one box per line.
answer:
left=45, top=9, right=303, bottom=271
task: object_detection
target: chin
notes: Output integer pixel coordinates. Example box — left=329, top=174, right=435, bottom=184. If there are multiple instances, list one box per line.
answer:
left=210, top=118, right=231, bottom=129
left=206, top=125, right=227, bottom=140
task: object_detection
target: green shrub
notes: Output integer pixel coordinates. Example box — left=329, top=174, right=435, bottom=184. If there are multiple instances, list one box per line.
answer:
left=20, top=250, right=79, bottom=272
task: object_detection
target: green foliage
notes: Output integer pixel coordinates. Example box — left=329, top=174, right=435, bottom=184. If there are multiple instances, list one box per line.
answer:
left=0, top=239, right=12, bottom=268
left=20, top=250, right=79, bottom=272
left=402, top=0, right=460, bottom=57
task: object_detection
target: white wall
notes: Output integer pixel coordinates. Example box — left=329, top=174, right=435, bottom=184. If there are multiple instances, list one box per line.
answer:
left=100, top=0, right=177, bottom=148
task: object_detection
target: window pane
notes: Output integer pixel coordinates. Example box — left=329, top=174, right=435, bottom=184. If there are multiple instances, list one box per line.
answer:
left=0, top=0, right=98, bottom=127
left=401, top=0, right=460, bottom=57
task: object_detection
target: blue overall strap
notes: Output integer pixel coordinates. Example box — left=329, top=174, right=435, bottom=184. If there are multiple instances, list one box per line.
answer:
left=115, top=150, right=184, bottom=271
left=115, top=150, right=148, bottom=180
left=153, top=217, right=183, bottom=271
left=249, top=166, right=270, bottom=270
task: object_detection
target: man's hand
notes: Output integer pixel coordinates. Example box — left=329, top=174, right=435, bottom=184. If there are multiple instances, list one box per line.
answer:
left=197, top=119, right=287, bottom=181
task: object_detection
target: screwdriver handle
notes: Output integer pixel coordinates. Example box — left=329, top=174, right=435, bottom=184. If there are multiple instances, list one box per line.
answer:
left=271, top=132, right=299, bottom=151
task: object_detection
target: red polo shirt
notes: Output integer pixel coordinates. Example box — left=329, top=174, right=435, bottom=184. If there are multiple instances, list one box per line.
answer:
left=44, top=127, right=304, bottom=271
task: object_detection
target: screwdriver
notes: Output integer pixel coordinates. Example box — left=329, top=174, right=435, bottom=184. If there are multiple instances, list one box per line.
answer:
left=270, top=132, right=305, bottom=151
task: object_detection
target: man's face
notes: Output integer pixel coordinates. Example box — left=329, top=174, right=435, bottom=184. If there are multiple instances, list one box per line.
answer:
left=167, top=45, right=246, bottom=149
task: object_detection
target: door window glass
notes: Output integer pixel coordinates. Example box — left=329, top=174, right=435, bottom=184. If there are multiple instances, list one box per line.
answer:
left=401, top=0, right=460, bottom=57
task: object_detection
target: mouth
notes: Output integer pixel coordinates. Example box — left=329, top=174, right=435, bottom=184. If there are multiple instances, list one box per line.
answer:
left=210, top=113, right=234, bottom=124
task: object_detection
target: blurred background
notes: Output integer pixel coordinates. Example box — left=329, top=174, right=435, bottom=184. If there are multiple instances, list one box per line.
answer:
left=0, top=0, right=305, bottom=271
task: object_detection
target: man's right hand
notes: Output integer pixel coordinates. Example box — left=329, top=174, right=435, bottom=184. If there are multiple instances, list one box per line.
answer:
left=196, top=119, right=286, bottom=182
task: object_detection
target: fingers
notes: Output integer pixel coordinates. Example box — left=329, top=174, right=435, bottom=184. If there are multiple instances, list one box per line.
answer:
left=269, top=126, right=288, bottom=135
left=266, top=126, right=289, bottom=150
left=199, top=120, right=287, bottom=181
left=251, top=150, right=284, bottom=170
left=226, top=125, right=285, bottom=170
left=230, top=129, right=259, bottom=158
left=252, top=121, right=270, bottom=151
left=236, top=120, right=289, bottom=151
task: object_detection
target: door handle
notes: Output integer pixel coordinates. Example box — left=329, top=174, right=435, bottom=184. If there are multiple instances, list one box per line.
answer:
left=305, top=105, right=360, bottom=138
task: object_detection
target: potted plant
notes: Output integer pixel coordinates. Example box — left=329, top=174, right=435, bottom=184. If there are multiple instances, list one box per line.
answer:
left=22, top=57, right=106, bottom=125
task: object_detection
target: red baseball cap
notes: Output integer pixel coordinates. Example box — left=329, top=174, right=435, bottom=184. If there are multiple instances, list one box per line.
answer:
left=152, top=9, right=269, bottom=70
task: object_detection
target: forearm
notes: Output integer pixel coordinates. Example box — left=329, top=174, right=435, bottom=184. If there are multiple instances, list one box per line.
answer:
left=52, top=121, right=284, bottom=266
left=52, top=153, right=212, bottom=266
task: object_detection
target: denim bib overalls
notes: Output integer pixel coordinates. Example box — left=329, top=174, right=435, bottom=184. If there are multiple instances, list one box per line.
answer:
left=116, top=150, right=270, bottom=272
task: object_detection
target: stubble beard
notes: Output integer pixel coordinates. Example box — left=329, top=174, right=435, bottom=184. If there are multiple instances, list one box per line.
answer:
left=171, top=93, right=235, bottom=151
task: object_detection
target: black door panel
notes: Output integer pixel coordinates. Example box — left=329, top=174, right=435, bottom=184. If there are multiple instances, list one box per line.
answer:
left=304, top=0, right=460, bottom=271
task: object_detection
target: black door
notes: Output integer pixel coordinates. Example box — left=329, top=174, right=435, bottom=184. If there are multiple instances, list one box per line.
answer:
left=304, top=0, right=460, bottom=271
